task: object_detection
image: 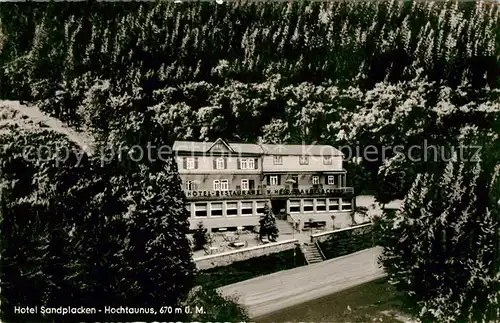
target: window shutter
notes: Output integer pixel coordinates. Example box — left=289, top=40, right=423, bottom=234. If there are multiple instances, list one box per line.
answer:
left=237, top=158, right=240, bottom=169
left=194, top=157, right=198, bottom=169
left=278, top=175, right=281, bottom=185
left=183, top=157, right=187, bottom=169
left=267, top=176, right=270, bottom=185
left=325, top=176, right=329, bottom=184
left=213, top=159, right=216, bottom=169
left=224, top=158, right=227, bottom=169
left=254, top=158, right=258, bottom=169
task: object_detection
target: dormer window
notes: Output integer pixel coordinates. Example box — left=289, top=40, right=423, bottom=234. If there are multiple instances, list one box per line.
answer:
left=273, top=155, right=283, bottom=165
left=299, top=156, right=309, bottom=165
left=323, top=156, right=332, bottom=165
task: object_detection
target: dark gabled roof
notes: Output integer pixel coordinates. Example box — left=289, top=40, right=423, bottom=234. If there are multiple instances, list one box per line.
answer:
left=172, top=141, right=213, bottom=153
left=259, top=144, right=343, bottom=156
left=228, top=143, right=264, bottom=154
left=173, top=139, right=262, bottom=154
left=173, top=139, right=343, bottom=156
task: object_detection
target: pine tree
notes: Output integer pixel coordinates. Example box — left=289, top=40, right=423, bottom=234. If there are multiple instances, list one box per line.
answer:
left=259, top=202, right=279, bottom=242
left=377, top=143, right=500, bottom=322
left=0, top=121, right=196, bottom=321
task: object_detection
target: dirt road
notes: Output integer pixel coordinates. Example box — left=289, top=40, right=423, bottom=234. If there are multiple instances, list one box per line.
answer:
left=218, top=247, right=385, bottom=318
left=0, top=100, right=94, bottom=155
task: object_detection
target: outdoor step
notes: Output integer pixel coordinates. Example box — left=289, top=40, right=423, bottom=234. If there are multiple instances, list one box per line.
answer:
left=304, top=253, right=322, bottom=258
left=301, top=243, right=324, bottom=264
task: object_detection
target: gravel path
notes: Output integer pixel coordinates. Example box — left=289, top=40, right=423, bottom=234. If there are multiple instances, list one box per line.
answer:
left=0, top=100, right=94, bottom=155
left=218, top=247, right=385, bottom=318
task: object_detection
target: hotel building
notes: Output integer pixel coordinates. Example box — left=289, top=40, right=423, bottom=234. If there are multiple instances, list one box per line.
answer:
left=173, top=139, right=355, bottom=232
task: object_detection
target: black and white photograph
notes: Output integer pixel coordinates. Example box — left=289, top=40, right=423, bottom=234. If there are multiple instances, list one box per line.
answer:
left=0, top=0, right=499, bottom=322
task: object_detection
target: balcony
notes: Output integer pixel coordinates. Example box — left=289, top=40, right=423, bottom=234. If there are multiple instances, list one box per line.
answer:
left=184, top=186, right=354, bottom=201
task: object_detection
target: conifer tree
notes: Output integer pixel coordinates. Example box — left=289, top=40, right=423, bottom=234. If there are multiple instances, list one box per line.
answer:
left=0, top=121, right=196, bottom=321
left=377, top=138, right=500, bottom=322
left=259, top=202, right=279, bottom=242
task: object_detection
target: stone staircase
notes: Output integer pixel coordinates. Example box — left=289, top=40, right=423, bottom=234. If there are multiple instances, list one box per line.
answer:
left=276, top=219, right=295, bottom=236
left=301, top=242, right=324, bottom=264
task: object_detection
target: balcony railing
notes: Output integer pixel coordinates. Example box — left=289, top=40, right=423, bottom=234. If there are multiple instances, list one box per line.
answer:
left=184, top=186, right=354, bottom=201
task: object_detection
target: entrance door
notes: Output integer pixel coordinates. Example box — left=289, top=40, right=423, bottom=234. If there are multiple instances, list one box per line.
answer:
left=292, top=175, right=299, bottom=190
left=271, top=199, right=287, bottom=219
left=249, top=180, right=255, bottom=191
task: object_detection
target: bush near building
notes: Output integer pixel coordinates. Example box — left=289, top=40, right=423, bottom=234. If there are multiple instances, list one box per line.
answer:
left=196, top=246, right=306, bottom=291
left=193, top=221, right=208, bottom=251
left=259, top=202, right=279, bottom=242
left=317, top=226, right=375, bottom=260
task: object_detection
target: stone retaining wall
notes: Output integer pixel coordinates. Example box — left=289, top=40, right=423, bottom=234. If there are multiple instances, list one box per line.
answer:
left=193, top=239, right=299, bottom=270
left=311, top=223, right=372, bottom=243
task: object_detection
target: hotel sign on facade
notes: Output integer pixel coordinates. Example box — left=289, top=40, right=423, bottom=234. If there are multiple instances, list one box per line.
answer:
left=185, top=187, right=354, bottom=198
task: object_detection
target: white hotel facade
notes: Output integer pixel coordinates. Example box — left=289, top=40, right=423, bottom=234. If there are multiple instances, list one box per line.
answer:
left=173, top=138, right=355, bottom=232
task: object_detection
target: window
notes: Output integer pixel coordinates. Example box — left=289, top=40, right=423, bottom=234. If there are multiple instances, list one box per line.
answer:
left=195, top=203, right=208, bottom=217
left=216, top=158, right=225, bottom=169
left=185, top=180, right=197, bottom=191
left=328, top=175, right=335, bottom=185
left=256, top=201, right=265, bottom=215
left=226, top=202, right=238, bottom=216
left=270, top=175, right=278, bottom=186
left=186, top=157, right=195, bottom=169
left=289, top=200, right=301, bottom=213
left=221, top=179, right=229, bottom=191
left=328, top=199, right=340, bottom=211
left=316, top=199, right=326, bottom=212
left=239, top=158, right=256, bottom=169
left=323, top=156, right=332, bottom=165
left=312, top=176, right=319, bottom=185
left=211, top=203, right=223, bottom=217
left=241, top=179, right=249, bottom=191
left=304, top=199, right=314, bottom=212
left=273, top=155, right=283, bottom=165
left=342, top=199, right=352, bottom=211
left=299, top=156, right=309, bottom=165
left=241, top=201, right=253, bottom=215
left=240, top=159, right=247, bottom=169
left=213, top=180, right=220, bottom=191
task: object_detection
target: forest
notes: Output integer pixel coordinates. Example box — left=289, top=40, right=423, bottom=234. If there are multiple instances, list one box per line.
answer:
left=0, top=1, right=499, bottom=322
left=1, top=1, right=498, bottom=196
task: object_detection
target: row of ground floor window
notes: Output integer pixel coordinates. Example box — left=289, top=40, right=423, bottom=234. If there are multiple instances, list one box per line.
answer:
left=187, top=197, right=353, bottom=218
